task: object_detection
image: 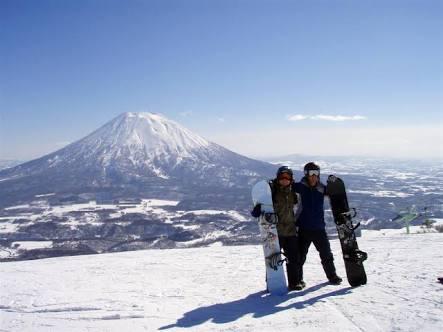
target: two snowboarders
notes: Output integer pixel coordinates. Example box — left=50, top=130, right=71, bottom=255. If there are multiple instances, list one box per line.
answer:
left=252, top=163, right=342, bottom=292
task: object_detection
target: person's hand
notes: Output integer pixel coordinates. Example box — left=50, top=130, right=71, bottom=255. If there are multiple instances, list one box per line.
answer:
left=251, top=204, right=262, bottom=218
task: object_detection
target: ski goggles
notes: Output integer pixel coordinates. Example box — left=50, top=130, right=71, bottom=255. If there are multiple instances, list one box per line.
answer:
left=306, top=170, right=320, bottom=177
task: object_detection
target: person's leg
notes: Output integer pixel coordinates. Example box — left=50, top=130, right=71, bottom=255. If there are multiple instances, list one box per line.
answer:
left=297, top=231, right=312, bottom=285
left=279, top=236, right=300, bottom=286
left=312, top=230, right=340, bottom=281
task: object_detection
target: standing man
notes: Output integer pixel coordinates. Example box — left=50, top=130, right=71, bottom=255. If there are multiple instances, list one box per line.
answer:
left=251, top=166, right=302, bottom=291
left=294, top=162, right=342, bottom=288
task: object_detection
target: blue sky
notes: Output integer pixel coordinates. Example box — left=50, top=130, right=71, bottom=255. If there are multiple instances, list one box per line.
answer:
left=1, top=0, right=442, bottom=160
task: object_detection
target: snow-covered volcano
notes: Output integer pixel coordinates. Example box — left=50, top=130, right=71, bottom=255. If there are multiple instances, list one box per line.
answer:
left=61, top=112, right=215, bottom=179
left=0, top=112, right=274, bottom=208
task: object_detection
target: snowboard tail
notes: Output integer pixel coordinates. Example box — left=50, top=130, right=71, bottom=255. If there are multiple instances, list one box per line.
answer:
left=327, top=175, right=367, bottom=287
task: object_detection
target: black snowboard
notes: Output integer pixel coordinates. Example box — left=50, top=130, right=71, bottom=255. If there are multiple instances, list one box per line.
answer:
left=327, top=175, right=367, bottom=287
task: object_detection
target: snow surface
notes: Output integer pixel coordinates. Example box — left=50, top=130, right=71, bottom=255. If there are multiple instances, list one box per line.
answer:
left=1, top=231, right=442, bottom=331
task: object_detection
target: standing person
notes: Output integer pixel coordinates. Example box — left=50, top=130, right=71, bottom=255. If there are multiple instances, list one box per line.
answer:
left=294, top=162, right=342, bottom=287
left=251, top=166, right=302, bottom=291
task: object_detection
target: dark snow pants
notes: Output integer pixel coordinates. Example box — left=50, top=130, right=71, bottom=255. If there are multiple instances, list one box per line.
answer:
left=279, top=235, right=302, bottom=286
left=298, top=229, right=337, bottom=280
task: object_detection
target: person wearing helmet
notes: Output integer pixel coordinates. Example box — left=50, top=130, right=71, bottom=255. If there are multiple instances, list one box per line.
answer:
left=251, top=166, right=302, bottom=291
left=293, top=162, right=343, bottom=288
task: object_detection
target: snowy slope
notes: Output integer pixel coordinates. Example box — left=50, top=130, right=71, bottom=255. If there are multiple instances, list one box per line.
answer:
left=0, top=160, right=23, bottom=171
left=1, top=230, right=442, bottom=331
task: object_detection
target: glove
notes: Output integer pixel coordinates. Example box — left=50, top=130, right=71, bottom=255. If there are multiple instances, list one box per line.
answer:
left=251, top=204, right=262, bottom=218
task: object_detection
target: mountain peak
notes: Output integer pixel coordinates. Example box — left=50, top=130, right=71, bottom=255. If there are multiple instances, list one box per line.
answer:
left=102, top=111, right=211, bottom=155
left=121, top=112, right=167, bottom=121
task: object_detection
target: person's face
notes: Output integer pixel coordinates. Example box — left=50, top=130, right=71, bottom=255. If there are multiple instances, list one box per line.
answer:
left=278, top=173, right=292, bottom=187
left=306, top=170, right=320, bottom=187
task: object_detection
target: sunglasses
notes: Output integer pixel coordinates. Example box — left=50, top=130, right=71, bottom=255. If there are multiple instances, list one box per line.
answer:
left=307, top=170, right=320, bottom=177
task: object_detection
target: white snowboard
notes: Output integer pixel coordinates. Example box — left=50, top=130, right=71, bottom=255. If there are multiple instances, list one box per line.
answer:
left=252, top=180, right=287, bottom=295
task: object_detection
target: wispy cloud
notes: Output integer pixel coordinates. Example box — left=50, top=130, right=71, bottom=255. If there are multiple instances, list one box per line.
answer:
left=287, top=114, right=309, bottom=121
left=217, top=117, right=225, bottom=123
left=312, top=115, right=367, bottom=121
left=287, top=114, right=367, bottom=122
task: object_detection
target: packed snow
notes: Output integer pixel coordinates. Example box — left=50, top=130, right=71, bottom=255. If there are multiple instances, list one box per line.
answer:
left=1, top=230, right=442, bottom=331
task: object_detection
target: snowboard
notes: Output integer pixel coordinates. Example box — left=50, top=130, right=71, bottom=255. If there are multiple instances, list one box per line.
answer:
left=252, top=180, right=287, bottom=295
left=326, top=175, right=367, bottom=287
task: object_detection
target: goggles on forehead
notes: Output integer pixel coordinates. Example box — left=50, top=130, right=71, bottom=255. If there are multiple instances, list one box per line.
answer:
left=306, top=170, right=320, bottom=177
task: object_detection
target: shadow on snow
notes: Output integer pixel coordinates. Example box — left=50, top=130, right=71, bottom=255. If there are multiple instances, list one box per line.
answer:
left=159, top=282, right=353, bottom=330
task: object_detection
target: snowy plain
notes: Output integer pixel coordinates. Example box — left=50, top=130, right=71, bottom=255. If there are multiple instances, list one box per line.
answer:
left=1, top=228, right=442, bottom=332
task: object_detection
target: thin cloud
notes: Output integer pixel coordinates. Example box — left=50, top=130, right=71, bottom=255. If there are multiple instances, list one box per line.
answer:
left=312, top=114, right=367, bottom=121
left=287, top=114, right=367, bottom=122
left=287, top=114, right=309, bottom=121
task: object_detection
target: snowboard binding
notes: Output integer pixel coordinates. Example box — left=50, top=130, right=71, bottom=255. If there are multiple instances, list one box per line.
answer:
left=262, top=212, right=278, bottom=224
left=341, top=208, right=357, bottom=219
left=266, top=252, right=286, bottom=270
left=344, top=249, right=368, bottom=264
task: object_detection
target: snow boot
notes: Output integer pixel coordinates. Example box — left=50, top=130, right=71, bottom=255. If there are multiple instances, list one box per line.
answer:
left=289, top=280, right=306, bottom=291
left=329, top=275, right=343, bottom=285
